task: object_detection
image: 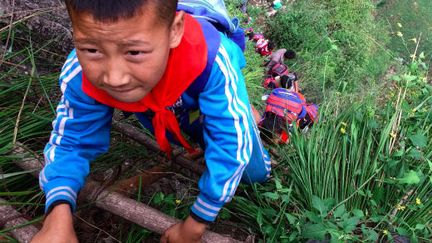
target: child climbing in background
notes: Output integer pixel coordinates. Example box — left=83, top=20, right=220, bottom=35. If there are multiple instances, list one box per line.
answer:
left=246, top=29, right=272, bottom=56
left=265, top=48, right=296, bottom=73
left=245, top=29, right=273, bottom=56
left=257, top=72, right=318, bottom=144
left=258, top=88, right=306, bottom=144
left=246, top=29, right=263, bottom=41
left=256, top=38, right=274, bottom=56
left=257, top=88, right=318, bottom=144
left=267, top=0, right=283, bottom=17
left=263, top=73, right=298, bottom=91
left=257, top=91, right=319, bottom=144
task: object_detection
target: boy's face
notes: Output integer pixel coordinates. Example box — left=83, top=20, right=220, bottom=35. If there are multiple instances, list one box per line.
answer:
left=71, top=7, right=184, bottom=103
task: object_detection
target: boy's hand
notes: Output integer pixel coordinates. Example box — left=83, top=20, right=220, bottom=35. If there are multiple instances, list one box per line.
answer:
left=31, top=204, right=78, bottom=243
left=160, top=216, right=207, bottom=243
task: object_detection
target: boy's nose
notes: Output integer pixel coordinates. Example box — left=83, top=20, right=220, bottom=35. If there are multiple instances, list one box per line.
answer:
left=103, top=63, right=131, bottom=88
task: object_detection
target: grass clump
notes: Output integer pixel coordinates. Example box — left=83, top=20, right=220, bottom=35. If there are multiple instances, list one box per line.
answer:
left=229, top=52, right=432, bottom=242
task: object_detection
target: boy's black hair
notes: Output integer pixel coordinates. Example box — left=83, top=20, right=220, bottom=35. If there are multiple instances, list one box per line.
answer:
left=284, top=50, right=296, bottom=59
left=299, top=114, right=312, bottom=129
left=247, top=32, right=255, bottom=40
left=64, top=0, right=178, bottom=25
left=280, top=75, right=293, bottom=89
left=259, top=112, right=285, bottom=143
left=267, top=41, right=275, bottom=51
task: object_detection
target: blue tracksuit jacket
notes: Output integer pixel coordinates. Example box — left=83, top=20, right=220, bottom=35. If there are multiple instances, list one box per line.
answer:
left=41, top=34, right=271, bottom=222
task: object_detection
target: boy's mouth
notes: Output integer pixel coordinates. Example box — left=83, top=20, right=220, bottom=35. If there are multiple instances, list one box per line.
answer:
left=110, top=87, right=135, bottom=93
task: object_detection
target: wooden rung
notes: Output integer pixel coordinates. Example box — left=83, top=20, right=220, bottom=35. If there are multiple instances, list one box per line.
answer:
left=12, top=144, right=242, bottom=243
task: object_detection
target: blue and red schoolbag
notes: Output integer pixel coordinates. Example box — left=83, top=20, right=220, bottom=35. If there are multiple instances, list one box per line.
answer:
left=178, top=0, right=245, bottom=51
left=305, top=103, right=319, bottom=123
left=264, top=88, right=306, bottom=123
left=177, top=0, right=246, bottom=98
left=298, top=103, right=319, bottom=130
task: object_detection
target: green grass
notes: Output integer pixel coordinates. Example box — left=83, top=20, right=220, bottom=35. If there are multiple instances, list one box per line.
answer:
left=243, top=41, right=267, bottom=109
left=377, top=0, right=432, bottom=62
left=0, top=27, right=58, bottom=235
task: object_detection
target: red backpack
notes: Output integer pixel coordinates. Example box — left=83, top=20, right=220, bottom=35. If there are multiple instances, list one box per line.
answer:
left=270, top=63, right=289, bottom=77
left=264, top=88, right=306, bottom=123
left=305, top=103, right=319, bottom=122
left=263, top=77, right=277, bottom=89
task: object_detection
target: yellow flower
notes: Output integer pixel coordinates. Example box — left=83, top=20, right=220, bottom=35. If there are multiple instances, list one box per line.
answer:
left=410, top=38, right=417, bottom=43
left=390, top=131, right=397, bottom=138
left=412, top=108, right=417, bottom=113
left=397, top=23, right=402, bottom=28
left=396, top=204, right=406, bottom=211
left=396, top=31, right=403, bottom=37
left=416, top=198, right=422, bottom=205
left=175, top=199, right=181, bottom=205
left=340, top=127, right=346, bottom=134
left=383, top=229, right=389, bottom=235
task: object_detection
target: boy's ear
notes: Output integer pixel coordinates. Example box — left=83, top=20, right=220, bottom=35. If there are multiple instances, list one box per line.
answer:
left=169, top=11, right=185, bottom=48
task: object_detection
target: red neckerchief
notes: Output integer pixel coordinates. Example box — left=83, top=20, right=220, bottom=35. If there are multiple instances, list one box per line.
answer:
left=279, top=130, right=289, bottom=144
left=82, top=14, right=207, bottom=157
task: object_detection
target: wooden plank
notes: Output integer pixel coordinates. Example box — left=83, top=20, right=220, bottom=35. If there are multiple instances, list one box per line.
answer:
left=12, top=144, right=242, bottom=243
left=0, top=198, right=39, bottom=243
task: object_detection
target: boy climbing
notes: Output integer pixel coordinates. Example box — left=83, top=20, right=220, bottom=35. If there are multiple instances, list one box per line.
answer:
left=258, top=88, right=306, bottom=144
left=256, top=38, right=274, bottom=56
left=263, top=73, right=298, bottom=91
left=32, top=1, right=271, bottom=243
left=265, top=48, right=296, bottom=74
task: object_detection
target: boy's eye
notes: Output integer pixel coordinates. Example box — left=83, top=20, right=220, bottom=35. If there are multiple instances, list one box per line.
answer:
left=127, top=51, right=143, bottom=56
left=85, top=49, right=98, bottom=53
left=78, top=48, right=100, bottom=55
